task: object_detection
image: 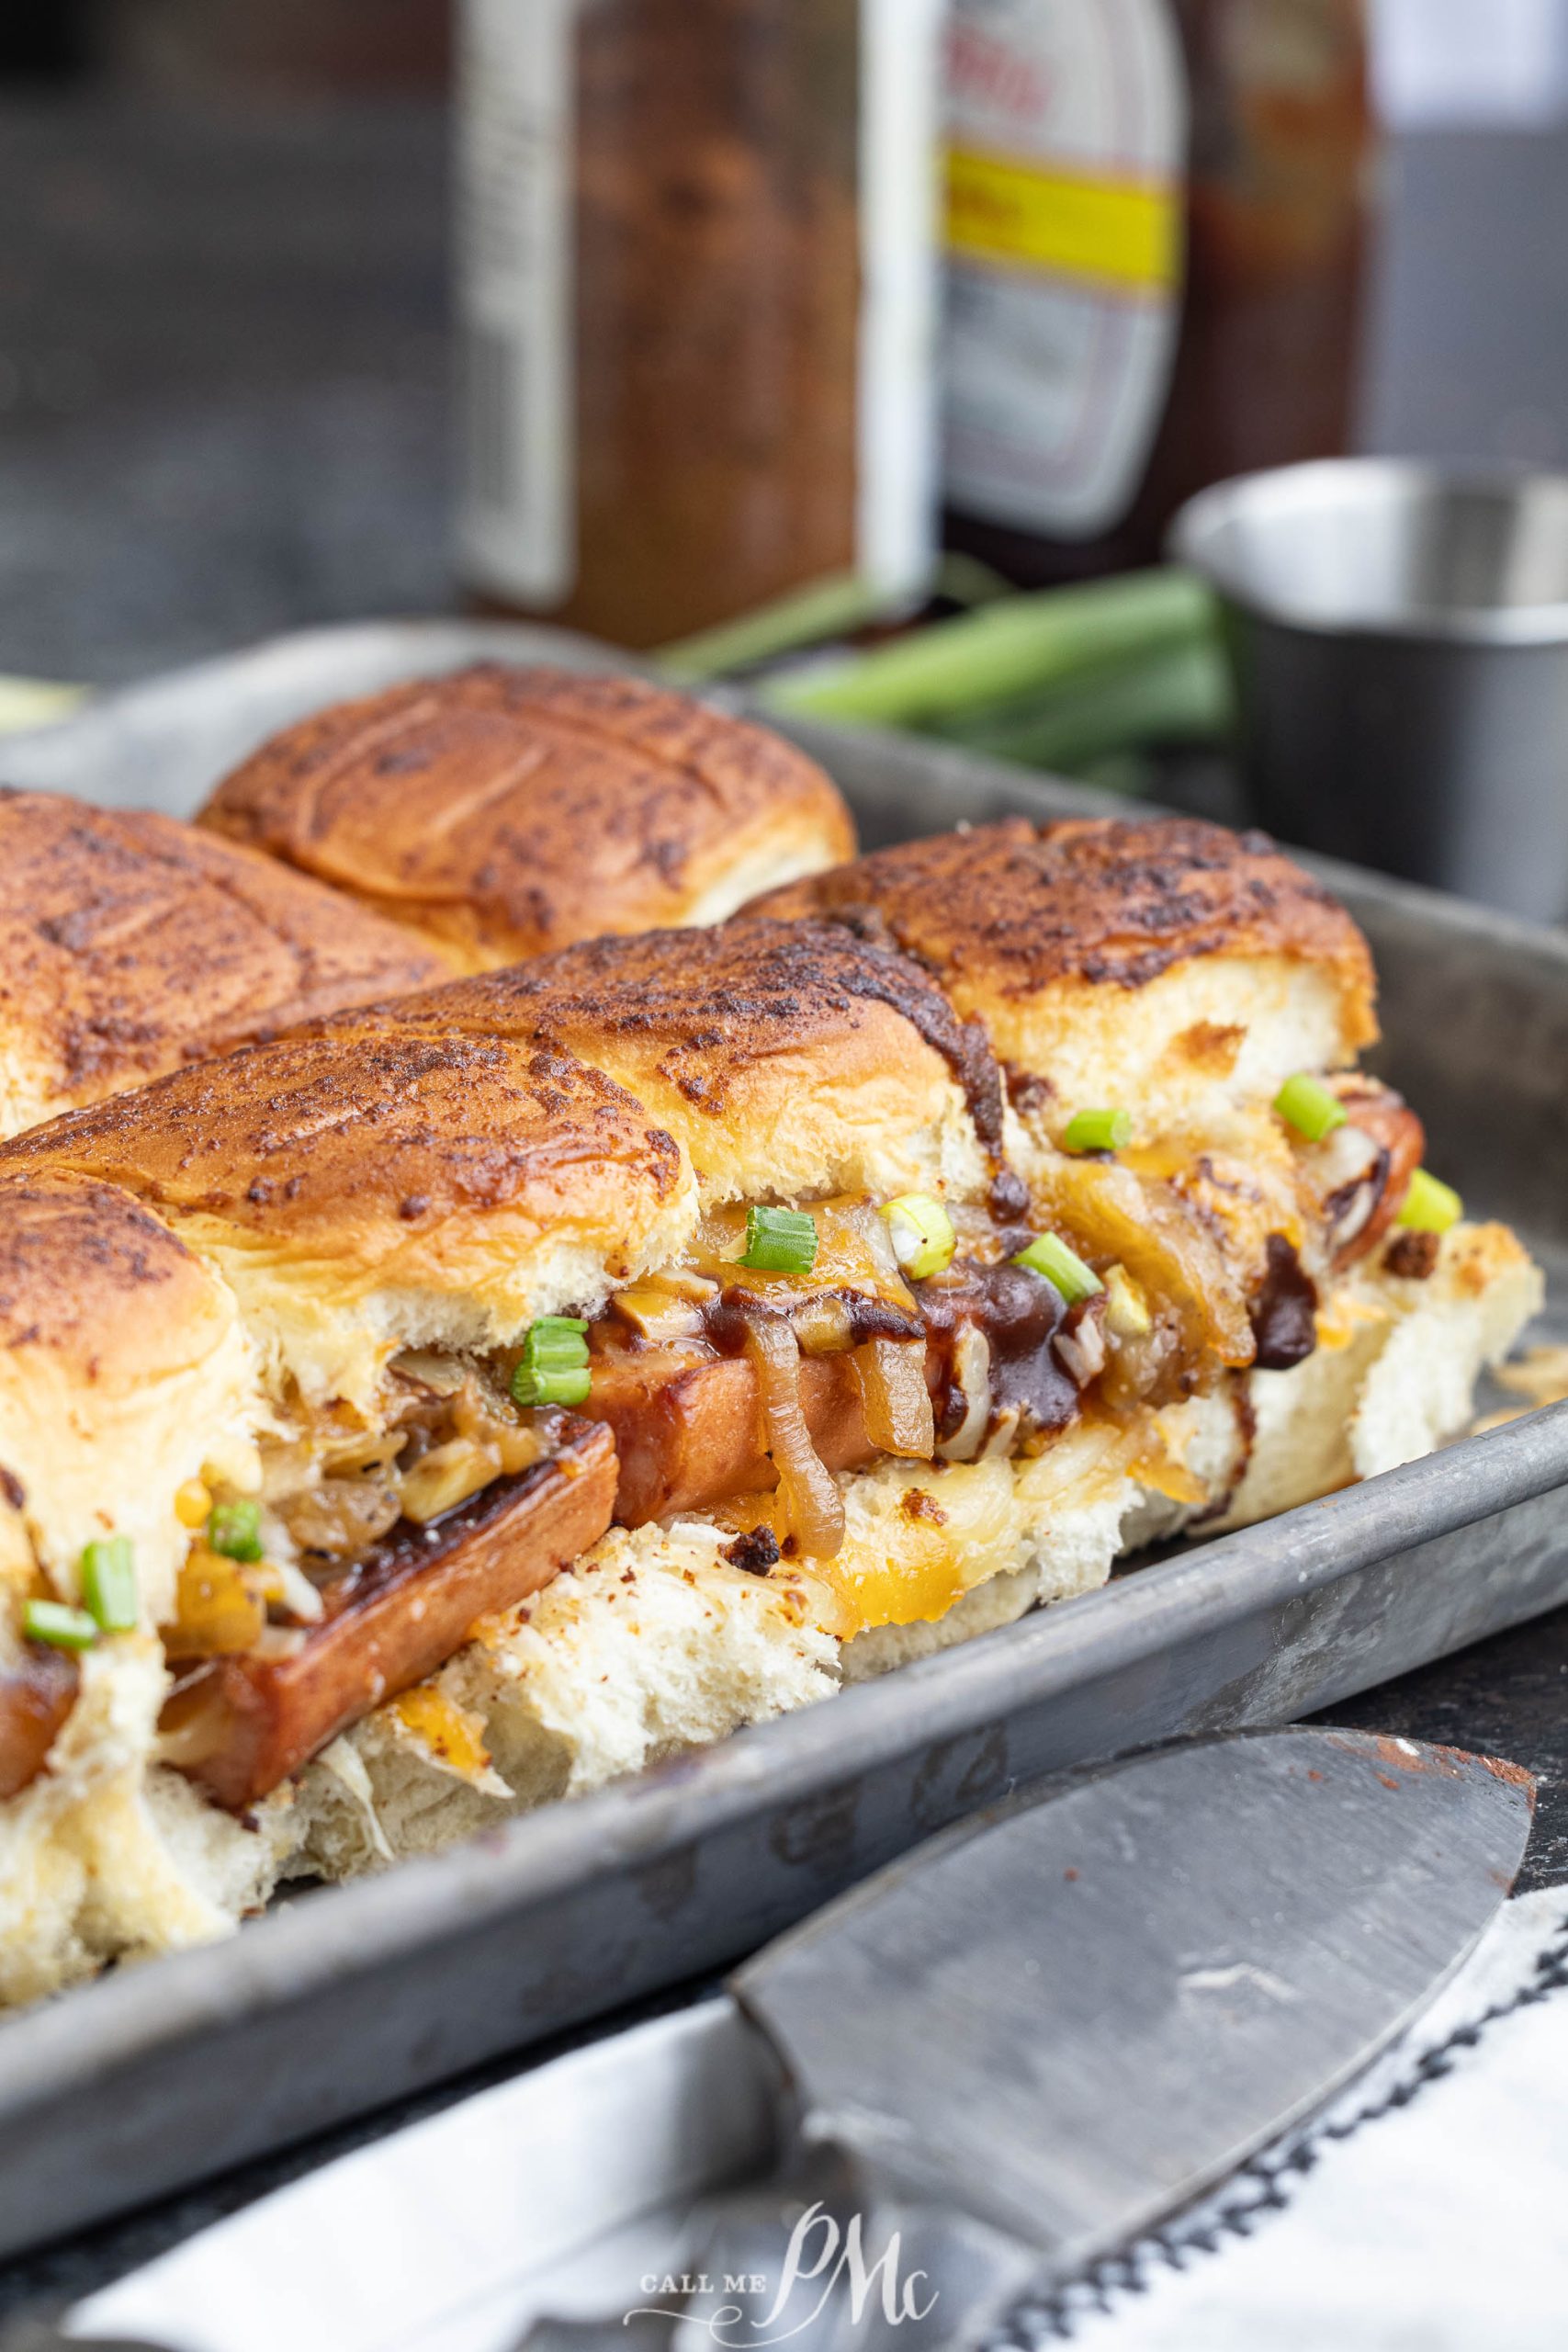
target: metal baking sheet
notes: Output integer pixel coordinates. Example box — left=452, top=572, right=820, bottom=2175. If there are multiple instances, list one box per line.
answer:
left=0, top=620, right=1565, bottom=2260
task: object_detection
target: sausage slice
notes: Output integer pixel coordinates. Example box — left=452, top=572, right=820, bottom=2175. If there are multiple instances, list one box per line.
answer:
left=0, top=1647, right=80, bottom=1800
left=587, top=1350, right=875, bottom=1525
left=164, top=1418, right=616, bottom=1811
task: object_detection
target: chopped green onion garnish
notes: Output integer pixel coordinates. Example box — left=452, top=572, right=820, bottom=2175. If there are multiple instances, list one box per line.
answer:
left=512, top=1317, right=592, bottom=1409
left=739, top=1205, right=818, bottom=1275
left=1063, top=1107, right=1133, bottom=1155
left=1396, top=1168, right=1463, bottom=1236
left=208, top=1498, right=264, bottom=1563
left=513, top=1363, right=592, bottom=1408
left=518, top=1316, right=589, bottom=1360
left=1013, top=1232, right=1104, bottom=1305
left=880, top=1193, right=956, bottom=1281
left=1273, top=1073, right=1348, bottom=1142
left=23, top=1598, right=96, bottom=1651
left=81, top=1535, right=137, bottom=1633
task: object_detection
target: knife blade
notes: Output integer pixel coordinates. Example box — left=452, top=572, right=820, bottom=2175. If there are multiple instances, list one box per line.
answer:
left=739, top=1724, right=1533, bottom=2256
left=58, top=1727, right=1531, bottom=2352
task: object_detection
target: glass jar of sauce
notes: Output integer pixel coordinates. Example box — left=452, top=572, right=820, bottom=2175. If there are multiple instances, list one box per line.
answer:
left=456, top=0, right=945, bottom=650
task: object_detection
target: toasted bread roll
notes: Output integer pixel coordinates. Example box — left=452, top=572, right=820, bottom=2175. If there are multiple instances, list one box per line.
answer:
left=3, top=1009, right=696, bottom=1409
left=0, top=1171, right=275, bottom=2004
left=0, top=1024, right=679, bottom=1975
left=752, top=815, right=1377, bottom=1132
left=371, top=923, right=1024, bottom=1531
left=197, top=665, right=856, bottom=972
left=0, top=789, right=447, bottom=1139
left=751, top=818, right=1400, bottom=1351
left=385, top=917, right=1009, bottom=1210
left=753, top=815, right=1539, bottom=1475
left=0, top=1170, right=262, bottom=1627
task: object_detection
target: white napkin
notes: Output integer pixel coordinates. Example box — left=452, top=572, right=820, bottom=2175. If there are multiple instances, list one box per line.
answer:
left=1026, top=1885, right=1568, bottom=2351
left=74, top=1891, right=1568, bottom=2352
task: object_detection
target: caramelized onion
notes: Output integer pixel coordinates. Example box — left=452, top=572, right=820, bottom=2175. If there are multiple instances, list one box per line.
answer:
left=791, top=1294, right=856, bottom=1357
left=450, top=1381, right=546, bottom=1476
left=938, top=1325, right=992, bottom=1463
left=741, top=1312, right=846, bottom=1559
left=1034, top=1156, right=1255, bottom=1368
left=155, top=1668, right=229, bottom=1767
left=389, top=1350, right=466, bottom=1396
left=1054, top=1313, right=1107, bottom=1389
left=277, top=1477, right=401, bottom=1560
left=854, top=1339, right=935, bottom=1459
left=609, top=1287, right=706, bottom=1344
left=978, top=1407, right=1022, bottom=1462
left=400, top=1438, right=501, bottom=1525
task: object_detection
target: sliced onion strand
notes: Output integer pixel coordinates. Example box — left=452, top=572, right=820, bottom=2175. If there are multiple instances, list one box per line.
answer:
left=741, top=1312, right=846, bottom=1559
left=854, top=1338, right=936, bottom=1459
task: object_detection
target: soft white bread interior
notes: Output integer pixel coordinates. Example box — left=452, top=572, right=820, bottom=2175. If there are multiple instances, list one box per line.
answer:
left=281, top=1520, right=842, bottom=1882
left=0, top=1644, right=287, bottom=2007
left=1216, top=1222, right=1545, bottom=1529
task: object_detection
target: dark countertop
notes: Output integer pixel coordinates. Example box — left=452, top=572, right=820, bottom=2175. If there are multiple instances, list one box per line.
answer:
left=0, top=95, right=452, bottom=687
left=3, top=86, right=1568, bottom=2336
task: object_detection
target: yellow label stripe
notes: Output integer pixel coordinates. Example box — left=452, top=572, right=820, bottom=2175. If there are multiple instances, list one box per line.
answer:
left=946, top=144, right=1180, bottom=293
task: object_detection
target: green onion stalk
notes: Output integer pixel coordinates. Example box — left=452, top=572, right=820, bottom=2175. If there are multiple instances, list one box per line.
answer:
left=761, top=569, right=1220, bottom=734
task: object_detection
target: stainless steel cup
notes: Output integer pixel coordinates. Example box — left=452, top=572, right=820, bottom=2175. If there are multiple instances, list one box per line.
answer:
left=1169, top=460, right=1568, bottom=923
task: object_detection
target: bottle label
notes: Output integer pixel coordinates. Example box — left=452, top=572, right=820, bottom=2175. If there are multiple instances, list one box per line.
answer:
left=858, top=0, right=949, bottom=602
left=942, top=0, right=1188, bottom=538
left=455, top=0, right=577, bottom=605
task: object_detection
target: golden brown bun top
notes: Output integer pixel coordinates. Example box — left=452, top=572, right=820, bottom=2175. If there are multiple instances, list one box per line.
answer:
left=0, top=790, right=448, bottom=1136
left=196, top=665, right=858, bottom=972
left=752, top=816, right=1378, bottom=1040
left=3, top=1009, right=685, bottom=1269
left=381, top=918, right=1011, bottom=1206
left=0, top=1167, right=234, bottom=1391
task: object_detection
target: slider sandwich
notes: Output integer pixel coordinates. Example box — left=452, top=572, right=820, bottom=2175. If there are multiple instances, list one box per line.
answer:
left=752, top=816, right=1543, bottom=1521
left=0, top=820, right=1539, bottom=2001
left=0, top=788, right=445, bottom=1136
left=197, top=664, right=857, bottom=970
left=0, top=914, right=1232, bottom=1997
left=0, top=1015, right=689, bottom=1999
